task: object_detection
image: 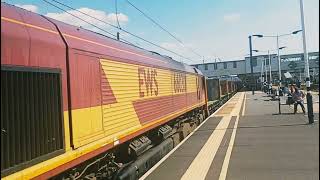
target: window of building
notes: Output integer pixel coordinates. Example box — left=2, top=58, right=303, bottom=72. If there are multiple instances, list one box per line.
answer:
left=205, top=64, right=208, bottom=70
left=233, top=62, right=237, bottom=68
left=224, top=62, right=227, bottom=69
left=252, top=58, right=257, bottom=67
left=214, top=63, right=217, bottom=70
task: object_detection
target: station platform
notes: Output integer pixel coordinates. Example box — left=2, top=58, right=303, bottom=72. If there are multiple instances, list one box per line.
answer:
left=140, top=92, right=319, bottom=180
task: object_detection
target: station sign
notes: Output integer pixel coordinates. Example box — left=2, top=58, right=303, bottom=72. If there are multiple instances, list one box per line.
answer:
left=281, top=55, right=319, bottom=62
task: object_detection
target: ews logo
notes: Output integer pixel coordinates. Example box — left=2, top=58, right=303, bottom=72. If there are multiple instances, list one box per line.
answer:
left=138, top=67, right=158, bottom=98
left=173, top=72, right=186, bottom=93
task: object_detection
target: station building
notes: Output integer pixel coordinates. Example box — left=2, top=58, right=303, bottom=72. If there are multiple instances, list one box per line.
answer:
left=192, top=52, right=319, bottom=86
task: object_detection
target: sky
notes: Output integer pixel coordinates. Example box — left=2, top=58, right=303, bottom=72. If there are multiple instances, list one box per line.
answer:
left=2, top=0, right=319, bottom=65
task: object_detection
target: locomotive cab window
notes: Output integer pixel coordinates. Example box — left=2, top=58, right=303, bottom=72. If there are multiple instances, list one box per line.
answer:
left=1, top=66, right=64, bottom=177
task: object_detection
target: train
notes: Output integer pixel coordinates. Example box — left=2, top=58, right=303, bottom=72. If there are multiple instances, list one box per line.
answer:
left=1, top=3, right=240, bottom=180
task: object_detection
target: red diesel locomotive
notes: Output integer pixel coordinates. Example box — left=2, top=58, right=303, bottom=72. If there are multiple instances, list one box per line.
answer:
left=1, top=3, right=210, bottom=179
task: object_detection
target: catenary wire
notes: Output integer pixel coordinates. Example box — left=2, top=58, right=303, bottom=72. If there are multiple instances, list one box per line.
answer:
left=42, top=0, right=132, bottom=45
left=115, top=0, right=121, bottom=29
left=125, top=0, right=203, bottom=58
left=43, top=0, right=198, bottom=63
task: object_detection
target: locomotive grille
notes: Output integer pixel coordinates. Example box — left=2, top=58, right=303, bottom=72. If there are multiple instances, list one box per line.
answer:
left=1, top=66, right=64, bottom=177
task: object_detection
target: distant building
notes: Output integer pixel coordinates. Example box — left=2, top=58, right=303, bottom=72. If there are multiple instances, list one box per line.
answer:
left=193, top=59, right=246, bottom=78
left=192, top=52, right=319, bottom=84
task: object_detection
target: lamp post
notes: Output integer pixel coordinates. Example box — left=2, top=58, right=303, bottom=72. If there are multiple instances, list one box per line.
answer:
left=248, top=35, right=262, bottom=95
left=275, top=36, right=298, bottom=87
left=261, top=56, right=267, bottom=93
left=272, top=46, right=287, bottom=87
left=249, top=36, right=254, bottom=95
left=276, top=35, right=282, bottom=87
left=268, top=50, right=273, bottom=94
left=268, top=50, right=272, bottom=84
left=264, top=56, right=267, bottom=84
left=257, top=47, right=286, bottom=93
left=253, top=31, right=301, bottom=95
left=260, top=58, right=264, bottom=90
left=299, top=0, right=314, bottom=124
left=247, top=47, right=287, bottom=94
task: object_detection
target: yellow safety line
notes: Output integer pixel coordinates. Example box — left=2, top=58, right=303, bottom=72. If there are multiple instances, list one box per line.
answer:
left=181, top=115, right=231, bottom=180
left=219, top=92, right=245, bottom=180
left=181, top=92, right=243, bottom=180
left=241, top=92, right=246, bottom=116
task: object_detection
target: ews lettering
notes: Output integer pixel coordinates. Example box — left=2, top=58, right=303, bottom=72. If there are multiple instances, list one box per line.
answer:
left=173, top=72, right=186, bottom=93
left=138, top=67, right=158, bottom=97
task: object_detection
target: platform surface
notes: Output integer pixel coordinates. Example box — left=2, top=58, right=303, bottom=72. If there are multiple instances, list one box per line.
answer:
left=140, top=91, right=319, bottom=180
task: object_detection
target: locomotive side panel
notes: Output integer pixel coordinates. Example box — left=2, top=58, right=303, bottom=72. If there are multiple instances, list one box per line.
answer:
left=1, top=5, right=69, bottom=110
left=99, top=59, right=193, bottom=135
left=1, top=4, right=71, bottom=178
left=68, top=57, right=207, bottom=149
left=68, top=52, right=106, bottom=148
left=186, top=74, right=197, bottom=107
left=1, top=7, right=30, bottom=66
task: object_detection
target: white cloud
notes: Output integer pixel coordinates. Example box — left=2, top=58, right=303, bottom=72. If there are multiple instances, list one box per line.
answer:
left=15, top=4, right=38, bottom=13
left=45, top=7, right=128, bottom=33
left=223, top=13, right=241, bottom=23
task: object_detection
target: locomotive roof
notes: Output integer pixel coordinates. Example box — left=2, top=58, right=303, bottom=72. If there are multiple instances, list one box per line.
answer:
left=2, top=2, right=203, bottom=75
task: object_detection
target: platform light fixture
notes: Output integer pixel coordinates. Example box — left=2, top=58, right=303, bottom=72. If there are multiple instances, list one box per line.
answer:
left=299, top=0, right=314, bottom=124
left=248, top=35, right=263, bottom=95
left=252, top=30, right=301, bottom=98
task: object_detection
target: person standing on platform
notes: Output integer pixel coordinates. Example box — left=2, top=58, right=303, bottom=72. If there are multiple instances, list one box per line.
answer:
left=268, top=83, right=272, bottom=95
left=292, top=87, right=306, bottom=114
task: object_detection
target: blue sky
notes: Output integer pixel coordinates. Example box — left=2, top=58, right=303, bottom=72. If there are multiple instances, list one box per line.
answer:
left=3, top=0, right=319, bottom=64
